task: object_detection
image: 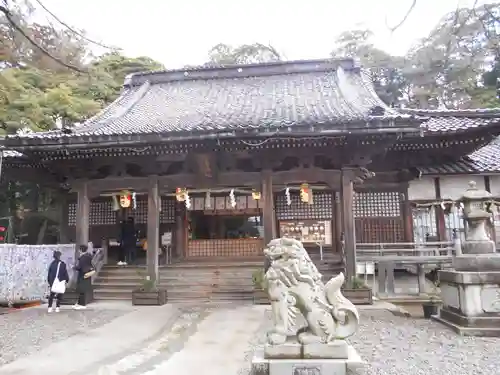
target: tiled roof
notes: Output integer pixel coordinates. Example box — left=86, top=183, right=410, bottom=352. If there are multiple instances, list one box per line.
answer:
left=419, top=137, right=500, bottom=175
left=3, top=59, right=419, bottom=146
left=0, top=145, right=23, bottom=158
left=402, top=108, right=500, bottom=134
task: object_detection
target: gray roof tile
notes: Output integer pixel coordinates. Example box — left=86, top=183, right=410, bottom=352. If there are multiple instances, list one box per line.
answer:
left=419, top=137, right=500, bottom=174
left=402, top=108, right=500, bottom=134
left=5, top=59, right=417, bottom=143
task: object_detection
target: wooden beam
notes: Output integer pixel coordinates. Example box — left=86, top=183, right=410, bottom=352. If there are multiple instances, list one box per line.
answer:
left=79, top=168, right=343, bottom=195
left=147, top=176, right=160, bottom=284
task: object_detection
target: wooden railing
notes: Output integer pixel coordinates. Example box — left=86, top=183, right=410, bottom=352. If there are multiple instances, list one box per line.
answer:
left=355, top=240, right=459, bottom=296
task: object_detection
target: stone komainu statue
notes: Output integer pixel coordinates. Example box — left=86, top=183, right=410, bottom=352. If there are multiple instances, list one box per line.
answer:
left=264, top=238, right=359, bottom=345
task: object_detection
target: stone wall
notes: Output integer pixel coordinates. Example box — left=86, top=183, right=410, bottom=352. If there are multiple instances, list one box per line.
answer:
left=0, top=244, right=76, bottom=304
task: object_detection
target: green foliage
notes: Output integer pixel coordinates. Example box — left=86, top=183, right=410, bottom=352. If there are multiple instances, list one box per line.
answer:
left=0, top=4, right=165, bottom=135
left=136, top=270, right=157, bottom=291
left=141, top=278, right=156, bottom=292
left=207, top=43, right=281, bottom=65
left=347, top=276, right=369, bottom=290
left=252, top=269, right=267, bottom=290
left=428, top=280, right=441, bottom=303
left=332, top=3, right=500, bottom=109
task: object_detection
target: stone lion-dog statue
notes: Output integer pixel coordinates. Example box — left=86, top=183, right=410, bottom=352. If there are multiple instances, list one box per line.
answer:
left=263, top=237, right=359, bottom=345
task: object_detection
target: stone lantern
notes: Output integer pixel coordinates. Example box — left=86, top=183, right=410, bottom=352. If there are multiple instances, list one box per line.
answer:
left=434, top=181, right=500, bottom=336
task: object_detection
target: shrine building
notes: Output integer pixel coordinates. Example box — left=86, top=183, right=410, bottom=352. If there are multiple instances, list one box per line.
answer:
left=2, top=58, right=500, bottom=287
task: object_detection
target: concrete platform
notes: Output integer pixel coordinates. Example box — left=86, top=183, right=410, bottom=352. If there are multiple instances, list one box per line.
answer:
left=252, top=345, right=364, bottom=375
left=432, top=310, right=500, bottom=337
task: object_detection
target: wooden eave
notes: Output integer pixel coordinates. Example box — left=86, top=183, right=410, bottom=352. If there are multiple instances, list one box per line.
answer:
left=2, top=117, right=423, bottom=151
left=8, top=131, right=421, bottom=161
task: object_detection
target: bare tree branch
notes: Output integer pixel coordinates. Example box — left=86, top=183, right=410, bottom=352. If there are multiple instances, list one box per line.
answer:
left=0, top=4, right=86, bottom=73
left=33, top=0, right=119, bottom=50
left=386, top=0, right=417, bottom=33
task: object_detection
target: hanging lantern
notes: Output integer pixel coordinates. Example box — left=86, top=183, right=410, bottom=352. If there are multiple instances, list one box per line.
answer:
left=112, top=195, right=120, bottom=211
left=251, top=190, right=261, bottom=200
left=229, top=189, right=236, bottom=208
left=285, top=187, right=292, bottom=205
left=132, top=192, right=137, bottom=210
left=185, top=191, right=191, bottom=209
left=300, top=184, right=309, bottom=203
left=119, top=190, right=132, bottom=208
left=176, top=188, right=187, bottom=202
left=205, top=191, right=211, bottom=209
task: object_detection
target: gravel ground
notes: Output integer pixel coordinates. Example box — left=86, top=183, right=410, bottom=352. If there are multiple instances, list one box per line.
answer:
left=239, top=309, right=500, bottom=375
left=0, top=307, right=127, bottom=366
left=352, top=310, right=500, bottom=375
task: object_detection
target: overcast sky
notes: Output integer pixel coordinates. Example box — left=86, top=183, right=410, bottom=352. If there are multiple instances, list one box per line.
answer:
left=35, top=0, right=486, bottom=69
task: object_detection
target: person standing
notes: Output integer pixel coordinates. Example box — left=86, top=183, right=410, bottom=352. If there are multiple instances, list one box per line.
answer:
left=47, top=250, right=69, bottom=313
left=73, top=244, right=94, bottom=310
left=119, top=217, right=137, bottom=265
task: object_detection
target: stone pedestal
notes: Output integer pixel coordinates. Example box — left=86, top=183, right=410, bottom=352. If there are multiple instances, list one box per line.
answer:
left=252, top=341, right=364, bottom=375
left=433, top=270, right=500, bottom=337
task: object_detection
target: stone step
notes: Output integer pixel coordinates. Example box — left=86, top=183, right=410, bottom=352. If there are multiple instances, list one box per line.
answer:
left=93, top=257, right=343, bottom=302
left=94, top=283, right=254, bottom=294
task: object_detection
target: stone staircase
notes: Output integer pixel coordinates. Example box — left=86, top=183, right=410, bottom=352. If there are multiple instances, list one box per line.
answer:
left=308, top=251, right=345, bottom=282
left=93, top=254, right=344, bottom=303
left=93, top=260, right=262, bottom=303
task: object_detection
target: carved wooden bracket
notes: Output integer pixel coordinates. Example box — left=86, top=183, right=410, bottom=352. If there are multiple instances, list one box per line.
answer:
left=342, top=167, right=376, bottom=184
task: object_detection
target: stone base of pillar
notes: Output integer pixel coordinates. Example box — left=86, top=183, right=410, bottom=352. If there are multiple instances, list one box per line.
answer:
left=433, top=270, right=500, bottom=337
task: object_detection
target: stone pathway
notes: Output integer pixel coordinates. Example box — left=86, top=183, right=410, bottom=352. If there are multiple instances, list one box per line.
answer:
left=92, top=305, right=266, bottom=375
left=3, top=302, right=498, bottom=375
left=0, top=303, right=129, bottom=367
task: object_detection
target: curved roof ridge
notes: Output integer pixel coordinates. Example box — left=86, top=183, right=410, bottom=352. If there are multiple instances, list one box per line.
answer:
left=124, top=58, right=359, bottom=87
left=401, top=107, right=500, bottom=118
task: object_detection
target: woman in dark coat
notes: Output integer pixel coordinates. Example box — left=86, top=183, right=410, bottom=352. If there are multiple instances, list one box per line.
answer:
left=73, top=244, right=94, bottom=310
left=47, top=250, right=69, bottom=313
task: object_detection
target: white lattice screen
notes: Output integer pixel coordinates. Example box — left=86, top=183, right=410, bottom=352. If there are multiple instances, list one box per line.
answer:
left=68, top=197, right=176, bottom=226
left=354, top=192, right=401, bottom=218
left=275, top=192, right=333, bottom=220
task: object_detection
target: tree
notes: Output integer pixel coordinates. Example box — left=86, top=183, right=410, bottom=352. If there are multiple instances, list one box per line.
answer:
left=332, top=3, right=500, bottom=110
left=206, top=43, right=281, bottom=65
left=406, top=3, right=500, bottom=108
left=0, top=1, right=165, bottom=229
left=331, top=29, right=409, bottom=107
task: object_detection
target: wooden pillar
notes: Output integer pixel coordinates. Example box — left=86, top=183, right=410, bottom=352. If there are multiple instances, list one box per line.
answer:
left=262, top=171, right=276, bottom=270
left=341, top=169, right=356, bottom=287
left=334, top=191, right=342, bottom=253
left=147, top=177, right=160, bottom=284
left=75, top=182, right=90, bottom=248
left=400, top=188, right=413, bottom=242
left=174, top=203, right=184, bottom=259
left=434, top=177, right=446, bottom=240
left=58, top=192, right=70, bottom=244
